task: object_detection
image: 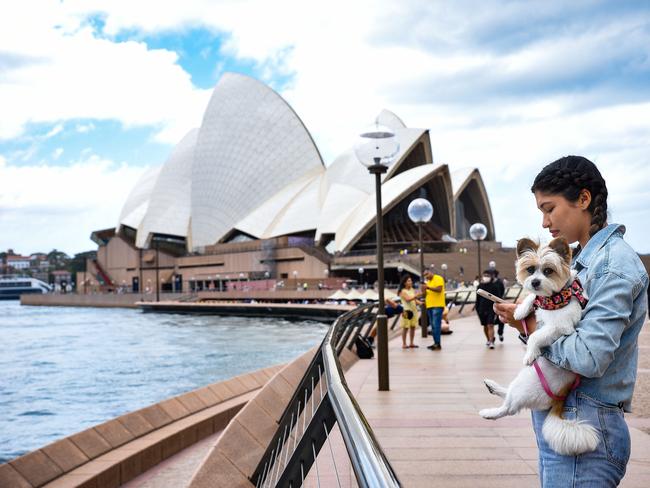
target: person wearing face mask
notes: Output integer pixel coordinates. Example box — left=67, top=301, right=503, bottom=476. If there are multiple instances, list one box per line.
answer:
left=476, top=270, right=500, bottom=349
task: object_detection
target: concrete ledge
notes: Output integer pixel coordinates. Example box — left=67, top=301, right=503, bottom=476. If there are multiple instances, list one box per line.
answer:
left=188, top=346, right=361, bottom=487
left=0, top=365, right=283, bottom=488
left=137, top=301, right=353, bottom=323
left=19, top=294, right=187, bottom=309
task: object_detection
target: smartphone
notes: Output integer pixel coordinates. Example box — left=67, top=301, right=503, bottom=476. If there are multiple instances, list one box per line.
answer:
left=476, top=289, right=505, bottom=303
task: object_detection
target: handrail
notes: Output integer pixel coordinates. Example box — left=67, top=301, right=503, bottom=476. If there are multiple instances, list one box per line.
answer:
left=251, top=303, right=401, bottom=487
left=322, top=320, right=401, bottom=488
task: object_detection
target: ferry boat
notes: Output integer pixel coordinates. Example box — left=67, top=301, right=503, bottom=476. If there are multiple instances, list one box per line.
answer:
left=0, top=276, right=52, bottom=300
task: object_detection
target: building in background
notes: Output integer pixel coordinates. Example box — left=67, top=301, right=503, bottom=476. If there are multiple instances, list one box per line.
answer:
left=83, top=73, right=497, bottom=294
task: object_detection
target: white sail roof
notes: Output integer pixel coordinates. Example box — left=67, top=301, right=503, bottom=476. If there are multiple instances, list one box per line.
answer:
left=136, top=129, right=198, bottom=248
left=190, top=73, right=324, bottom=247
left=113, top=74, right=494, bottom=254
left=335, top=164, right=447, bottom=252
left=117, top=164, right=162, bottom=231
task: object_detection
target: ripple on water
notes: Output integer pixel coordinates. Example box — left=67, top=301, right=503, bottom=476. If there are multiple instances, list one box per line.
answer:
left=18, top=410, right=54, bottom=417
left=0, top=301, right=328, bottom=461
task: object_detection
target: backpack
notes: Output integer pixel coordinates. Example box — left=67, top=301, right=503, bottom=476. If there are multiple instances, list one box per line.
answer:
left=355, top=336, right=374, bottom=359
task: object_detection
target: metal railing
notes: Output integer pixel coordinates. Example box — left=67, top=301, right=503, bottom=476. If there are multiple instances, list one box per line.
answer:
left=252, top=303, right=400, bottom=488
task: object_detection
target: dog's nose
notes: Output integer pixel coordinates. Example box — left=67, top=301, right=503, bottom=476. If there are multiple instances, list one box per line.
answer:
left=531, top=279, right=541, bottom=289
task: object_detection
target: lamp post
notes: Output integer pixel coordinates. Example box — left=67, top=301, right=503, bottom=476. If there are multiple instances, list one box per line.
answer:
left=469, top=223, right=488, bottom=278
left=355, top=122, right=400, bottom=391
left=358, top=267, right=365, bottom=288
left=407, top=198, right=433, bottom=338
left=441, top=263, right=448, bottom=282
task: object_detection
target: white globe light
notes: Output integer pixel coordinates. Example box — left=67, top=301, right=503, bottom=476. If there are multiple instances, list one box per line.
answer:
left=397, top=265, right=403, bottom=273
left=469, top=222, right=488, bottom=241
left=358, top=267, right=364, bottom=274
left=488, top=261, right=496, bottom=269
left=441, top=263, right=448, bottom=271
left=354, top=123, right=400, bottom=168
left=407, top=198, right=434, bottom=223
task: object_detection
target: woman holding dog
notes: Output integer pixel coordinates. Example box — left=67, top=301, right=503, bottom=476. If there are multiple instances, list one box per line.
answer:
left=398, top=274, right=423, bottom=349
left=495, top=156, right=648, bottom=487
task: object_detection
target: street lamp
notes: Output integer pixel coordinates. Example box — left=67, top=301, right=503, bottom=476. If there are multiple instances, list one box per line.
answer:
left=358, top=267, right=365, bottom=288
left=355, top=121, right=400, bottom=391
left=408, top=198, right=433, bottom=337
left=441, top=263, right=448, bottom=282
left=469, top=222, right=488, bottom=278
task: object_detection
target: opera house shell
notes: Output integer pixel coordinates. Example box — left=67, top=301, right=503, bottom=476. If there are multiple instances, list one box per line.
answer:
left=115, top=72, right=494, bottom=256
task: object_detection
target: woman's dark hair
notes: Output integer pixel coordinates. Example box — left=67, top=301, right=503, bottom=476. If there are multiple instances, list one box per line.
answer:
left=398, top=274, right=412, bottom=295
left=531, top=155, right=608, bottom=237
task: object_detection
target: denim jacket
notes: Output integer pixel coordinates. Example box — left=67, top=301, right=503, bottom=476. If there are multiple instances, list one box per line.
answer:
left=542, top=223, right=648, bottom=411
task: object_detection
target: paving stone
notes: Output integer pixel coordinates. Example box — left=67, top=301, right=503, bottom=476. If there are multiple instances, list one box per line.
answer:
left=158, top=397, right=191, bottom=421
left=137, top=405, right=173, bottom=430
left=94, top=421, right=134, bottom=449
left=117, top=412, right=155, bottom=438
left=42, top=438, right=90, bottom=472
left=0, top=463, right=32, bottom=488
left=176, top=392, right=207, bottom=415
left=69, top=429, right=112, bottom=460
left=10, top=450, right=63, bottom=487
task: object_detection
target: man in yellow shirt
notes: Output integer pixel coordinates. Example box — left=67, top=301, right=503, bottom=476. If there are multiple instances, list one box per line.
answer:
left=423, top=269, right=445, bottom=350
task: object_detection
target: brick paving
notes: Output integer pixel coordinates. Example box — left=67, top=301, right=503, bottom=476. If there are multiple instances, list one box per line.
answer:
left=343, top=314, right=650, bottom=487
left=123, top=314, right=650, bottom=487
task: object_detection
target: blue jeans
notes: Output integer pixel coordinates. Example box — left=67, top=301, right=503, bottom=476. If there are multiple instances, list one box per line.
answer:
left=532, top=390, right=630, bottom=487
left=427, top=307, right=443, bottom=345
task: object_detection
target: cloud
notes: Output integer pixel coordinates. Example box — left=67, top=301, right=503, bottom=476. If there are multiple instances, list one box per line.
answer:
left=51, top=147, right=63, bottom=160
left=1, top=0, right=649, bottom=253
left=0, top=154, right=148, bottom=254
left=0, top=1, right=211, bottom=144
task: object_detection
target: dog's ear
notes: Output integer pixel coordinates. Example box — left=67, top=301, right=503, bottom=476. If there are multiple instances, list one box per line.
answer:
left=548, top=237, right=572, bottom=263
left=516, top=238, right=538, bottom=258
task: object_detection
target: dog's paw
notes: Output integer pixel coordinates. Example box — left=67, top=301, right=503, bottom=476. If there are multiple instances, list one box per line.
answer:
left=513, top=306, right=529, bottom=321
left=479, top=408, right=499, bottom=420
left=523, top=348, right=540, bottom=366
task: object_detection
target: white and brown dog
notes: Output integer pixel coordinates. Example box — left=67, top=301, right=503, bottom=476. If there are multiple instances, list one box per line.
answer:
left=479, top=237, right=599, bottom=456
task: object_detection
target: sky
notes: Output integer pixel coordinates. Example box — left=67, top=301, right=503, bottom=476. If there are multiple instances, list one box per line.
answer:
left=1, top=0, right=650, bottom=256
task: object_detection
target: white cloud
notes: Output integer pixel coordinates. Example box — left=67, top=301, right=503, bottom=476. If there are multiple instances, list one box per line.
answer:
left=75, top=122, right=95, bottom=133
left=1, top=0, right=649, bottom=253
left=0, top=155, right=148, bottom=254
left=52, top=147, right=64, bottom=160
left=0, top=1, right=210, bottom=144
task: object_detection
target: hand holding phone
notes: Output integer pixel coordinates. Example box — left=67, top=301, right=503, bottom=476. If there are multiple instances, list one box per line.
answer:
left=476, top=289, right=505, bottom=303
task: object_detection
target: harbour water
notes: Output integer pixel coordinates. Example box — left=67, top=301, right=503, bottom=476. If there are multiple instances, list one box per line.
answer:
left=0, top=301, right=328, bottom=463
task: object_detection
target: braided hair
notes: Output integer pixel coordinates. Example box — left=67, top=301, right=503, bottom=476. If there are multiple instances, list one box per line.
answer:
left=531, top=155, right=608, bottom=237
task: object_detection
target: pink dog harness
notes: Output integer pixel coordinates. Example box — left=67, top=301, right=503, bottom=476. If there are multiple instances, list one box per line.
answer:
left=533, top=360, right=581, bottom=401
left=521, top=317, right=581, bottom=401
left=533, top=278, right=588, bottom=311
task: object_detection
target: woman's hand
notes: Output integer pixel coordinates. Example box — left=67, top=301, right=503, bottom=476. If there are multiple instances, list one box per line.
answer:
left=493, top=303, right=537, bottom=335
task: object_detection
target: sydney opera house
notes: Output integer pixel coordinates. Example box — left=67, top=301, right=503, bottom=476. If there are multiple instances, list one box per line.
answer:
left=82, top=73, right=496, bottom=294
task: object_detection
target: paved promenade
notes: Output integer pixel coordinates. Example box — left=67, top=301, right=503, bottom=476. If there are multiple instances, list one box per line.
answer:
left=343, top=314, right=650, bottom=487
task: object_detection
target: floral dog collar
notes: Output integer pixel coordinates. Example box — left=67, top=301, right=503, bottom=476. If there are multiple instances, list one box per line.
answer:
left=533, top=279, right=588, bottom=311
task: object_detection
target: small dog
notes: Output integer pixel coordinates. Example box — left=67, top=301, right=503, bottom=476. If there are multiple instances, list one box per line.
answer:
left=479, top=237, right=599, bottom=456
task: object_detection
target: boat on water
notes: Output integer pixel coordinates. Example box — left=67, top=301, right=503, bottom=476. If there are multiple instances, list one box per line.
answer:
left=0, top=276, right=52, bottom=300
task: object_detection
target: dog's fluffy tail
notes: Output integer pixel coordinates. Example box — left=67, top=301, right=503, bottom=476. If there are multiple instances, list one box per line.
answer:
left=542, top=400, right=599, bottom=456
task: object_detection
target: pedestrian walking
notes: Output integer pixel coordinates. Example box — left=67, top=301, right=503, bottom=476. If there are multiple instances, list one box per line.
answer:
left=476, top=270, right=500, bottom=349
